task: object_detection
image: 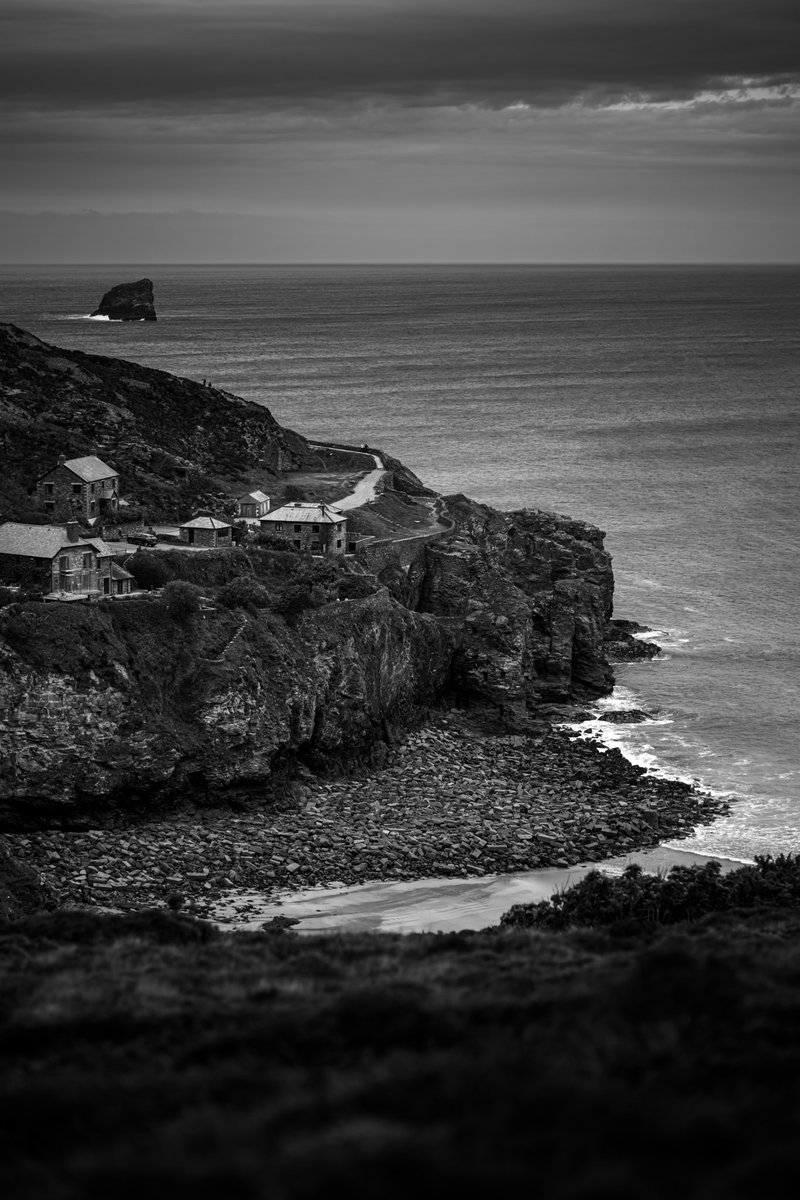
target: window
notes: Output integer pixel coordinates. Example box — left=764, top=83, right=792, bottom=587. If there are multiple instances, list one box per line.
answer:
left=274, top=522, right=283, bottom=530
left=293, top=524, right=301, bottom=533
left=90, top=484, right=96, bottom=494
left=44, top=483, right=54, bottom=495
left=82, top=553, right=93, bottom=570
left=59, top=555, right=69, bottom=572
left=44, top=501, right=55, bottom=510
left=312, top=524, right=320, bottom=533
left=336, top=539, right=342, bottom=549
left=72, top=483, right=82, bottom=494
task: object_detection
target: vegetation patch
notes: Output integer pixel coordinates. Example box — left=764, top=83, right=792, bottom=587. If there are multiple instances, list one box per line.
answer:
left=2, top=897, right=800, bottom=1197
left=501, top=855, right=800, bottom=930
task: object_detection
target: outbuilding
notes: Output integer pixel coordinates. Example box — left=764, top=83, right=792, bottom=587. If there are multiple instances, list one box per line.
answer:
left=235, top=490, right=271, bottom=519
left=179, top=515, right=233, bottom=548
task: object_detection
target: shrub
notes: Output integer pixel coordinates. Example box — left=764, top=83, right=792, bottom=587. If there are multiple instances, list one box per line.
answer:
left=337, top=574, right=379, bottom=601
left=127, top=552, right=169, bottom=591
left=217, top=576, right=270, bottom=610
left=254, top=532, right=293, bottom=552
left=500, top=856, right=800, bottom=931
left=161, top=581, right=202, bottom=620
left=0, top=587, right=18, bottom=608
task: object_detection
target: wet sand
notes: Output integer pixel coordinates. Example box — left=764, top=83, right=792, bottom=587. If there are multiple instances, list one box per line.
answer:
left=211, top=844, right=745, bottom=934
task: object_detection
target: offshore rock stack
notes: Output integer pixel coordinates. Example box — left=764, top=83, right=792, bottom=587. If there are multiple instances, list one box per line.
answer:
left=91, top=277, right=157, bottom=321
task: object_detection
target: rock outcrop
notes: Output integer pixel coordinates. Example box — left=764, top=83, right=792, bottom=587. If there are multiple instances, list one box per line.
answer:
left=366, top=496, right=615, bottom=723
left=91, top=277, right=157, bottom=321
left=0, top=838, right=54, bottom=918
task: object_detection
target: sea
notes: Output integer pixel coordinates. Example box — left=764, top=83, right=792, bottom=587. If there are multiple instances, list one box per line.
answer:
left=1, top=263, right=798, bottom=864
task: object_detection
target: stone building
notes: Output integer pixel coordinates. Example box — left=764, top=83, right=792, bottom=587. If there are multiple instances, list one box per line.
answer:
left=260, top=502, right=347, bottom=556
left=35, top=454, right=120, bottom=521
left=179, top=515, right=233, bottom=548
left=235, top=490, right=271, bottom=519
left=0, top=520, right=133, bottom=598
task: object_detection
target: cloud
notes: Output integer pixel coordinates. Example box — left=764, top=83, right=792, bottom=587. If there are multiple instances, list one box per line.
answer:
left=2, top=0, right=799, bottom=113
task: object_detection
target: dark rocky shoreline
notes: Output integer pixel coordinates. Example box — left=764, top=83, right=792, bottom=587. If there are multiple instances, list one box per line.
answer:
left=4, top=710, right=730, bottom=919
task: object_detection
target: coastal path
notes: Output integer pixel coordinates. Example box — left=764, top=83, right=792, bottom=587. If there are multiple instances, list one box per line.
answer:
left=308, top=443, right=387, bottom=509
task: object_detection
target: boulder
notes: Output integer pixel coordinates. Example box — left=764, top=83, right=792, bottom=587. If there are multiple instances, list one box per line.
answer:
left=91, top=278, right=157, bottom=321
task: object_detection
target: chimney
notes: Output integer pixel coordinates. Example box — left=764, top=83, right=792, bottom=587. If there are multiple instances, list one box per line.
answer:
left=58, top=453, right=66, bottom=467
left=65, top=520, right=80, bottom=543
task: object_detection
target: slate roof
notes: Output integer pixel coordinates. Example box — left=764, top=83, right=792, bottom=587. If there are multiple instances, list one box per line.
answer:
left=110, top=562, right=134, bottom=580
left=0, top=522, right=112, bottom=560
left=238, top=490, right=270, bottom=504
left=62, top=456, right=118, bottom=483
left=180, top=515, right=232, bottom=530
left=261, top=503, right=344, bottom=526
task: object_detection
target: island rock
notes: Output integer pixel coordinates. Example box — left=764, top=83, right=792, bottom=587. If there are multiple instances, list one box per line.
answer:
left=91, top=278, right=157, bottom=321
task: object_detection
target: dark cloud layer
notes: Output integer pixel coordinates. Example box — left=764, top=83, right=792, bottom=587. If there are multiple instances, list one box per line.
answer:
left=2, top=0, right=799, bottom=111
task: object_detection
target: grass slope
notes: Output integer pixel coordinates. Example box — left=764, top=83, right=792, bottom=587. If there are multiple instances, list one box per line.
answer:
left=4, top=861, right=800, bottom=1198
left=0, top=323, right=313, bottom=521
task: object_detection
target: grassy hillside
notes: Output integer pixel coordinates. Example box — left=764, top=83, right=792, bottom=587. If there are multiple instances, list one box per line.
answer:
left=3, top=890, right=800, bottom=1198
left=0, top=323, right=316, bottom=521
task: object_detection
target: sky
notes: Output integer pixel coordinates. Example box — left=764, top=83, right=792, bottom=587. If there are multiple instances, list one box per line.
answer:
left=1, top=0, right=799, bottom=262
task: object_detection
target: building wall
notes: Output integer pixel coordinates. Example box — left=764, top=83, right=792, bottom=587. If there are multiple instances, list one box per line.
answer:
left=181, top=526, right=232, bottom=548
left=50, top=546, right=99, bottom=594
left=37, top=466, right=119, bottom=520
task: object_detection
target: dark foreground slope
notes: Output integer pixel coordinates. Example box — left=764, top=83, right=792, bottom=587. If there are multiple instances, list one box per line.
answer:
left=3, top=894, right=800, bottom=1199
left=0, top=322, right=313, bottom=519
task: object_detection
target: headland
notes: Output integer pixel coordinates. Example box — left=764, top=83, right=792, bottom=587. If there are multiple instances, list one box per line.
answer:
left=0, top=321, right=729, bottom=922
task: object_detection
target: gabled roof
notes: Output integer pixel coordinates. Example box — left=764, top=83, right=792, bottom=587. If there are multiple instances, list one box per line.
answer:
left=62, top=456, right=118, bottom=483
left=0, top=522, right=111, bottom=560
left=261, top=502, right=344, bottom=526
left=110, top=562, right=134, bottom=580
left=238, top=490, right=270, bottom=504
left=180, top=515, right=232, bottom=530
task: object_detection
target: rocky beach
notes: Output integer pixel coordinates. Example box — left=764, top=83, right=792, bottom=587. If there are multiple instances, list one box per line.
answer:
left=5, top=710, right=729, bottom=922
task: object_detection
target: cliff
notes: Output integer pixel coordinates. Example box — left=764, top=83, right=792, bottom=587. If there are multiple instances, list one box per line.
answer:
left=421, top=497, right=613, bottom=715
left=0, top=587, right=454, bottom=826
left=90, top=277, right=157, bottom=321
left=0, top=496, right=619, bottom=824
left=0, top=323, right=314, bottom=521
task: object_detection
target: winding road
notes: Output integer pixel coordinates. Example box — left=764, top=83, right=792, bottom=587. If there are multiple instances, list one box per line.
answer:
left=308, top=444, right=386, bottom=510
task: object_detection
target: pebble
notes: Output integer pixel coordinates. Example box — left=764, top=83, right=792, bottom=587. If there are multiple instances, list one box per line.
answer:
left=4, top=712, right=729, bottom=919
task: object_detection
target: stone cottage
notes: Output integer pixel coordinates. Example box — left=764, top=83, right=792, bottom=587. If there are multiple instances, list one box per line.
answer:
left=179, top=515, right=233, bottom=548
left=260, top=502, right=347, bottom=556
left=0, top=520, right=133, bottom=598
left=35, top=454, right=120, bottom=521
left=235, top=490, right=271, bottom=519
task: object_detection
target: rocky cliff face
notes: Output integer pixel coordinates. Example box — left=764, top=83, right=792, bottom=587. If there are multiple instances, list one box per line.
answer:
left=419, top=497, right=614, bottom=721
left=91, top=278, right=157, bottom=321
left=0, top=591, right=453, bottom=827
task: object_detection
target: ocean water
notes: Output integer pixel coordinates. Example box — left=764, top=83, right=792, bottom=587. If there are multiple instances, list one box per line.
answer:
left=1, top=264, right=798, bottom=862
